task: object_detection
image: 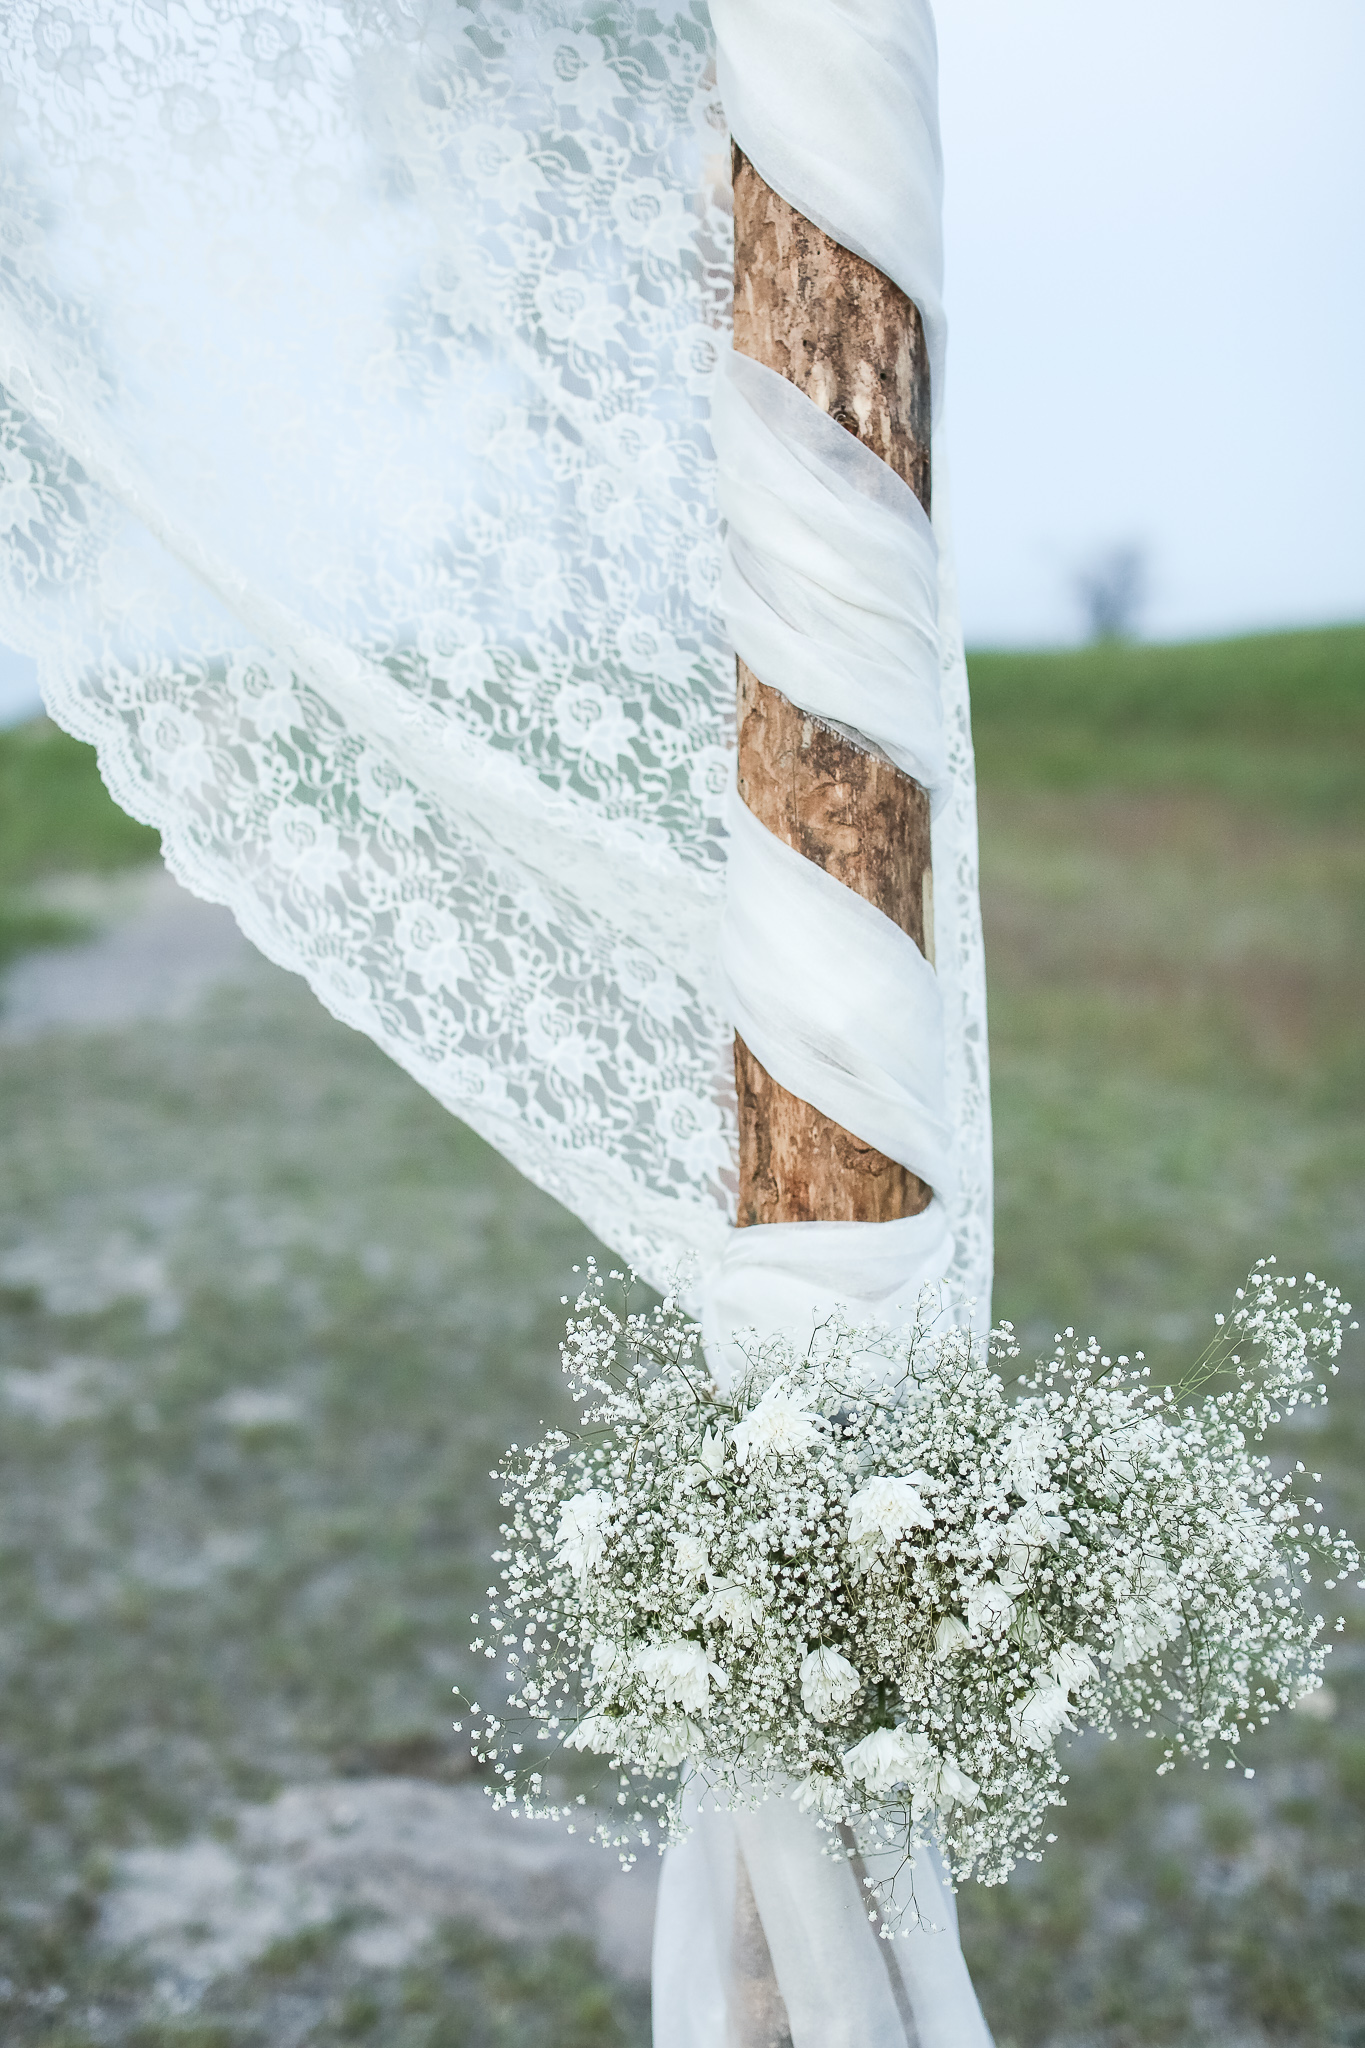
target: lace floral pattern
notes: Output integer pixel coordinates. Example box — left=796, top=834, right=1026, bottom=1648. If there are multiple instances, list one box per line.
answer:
left=0, top=0, right=990, bottom=1307
left=933, top=479, right=994, bottom=1322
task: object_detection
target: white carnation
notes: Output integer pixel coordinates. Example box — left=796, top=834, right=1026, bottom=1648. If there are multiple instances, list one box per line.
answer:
left=791, top=1771, right=846, bottom=1816
left=935, top=1758, right=981, bottom=1809
left=479, top=1263, right=1359, bottom=1896
left=842, top=1726, right=938, bottom=1798
left=565, top=1713, right=620, bottom=1754
left=645, top=1717, right=701, bottom=1768
left=1010, top=1682, right=1075, bottom=1752
left=634, top=1639, right=726, bottom=1714
left=1049, top=1642, right=1097, bottom=1693
left=799, top=1646, right=862, bottom=1721
left=933, top=1615, right=971, bottom=1660
left=1096, top=1439, right=1138, bottom=1489
left=1005, top=1417, right=1059, bottom=1494
left=846, top=1474, right=935, bottom=1557
left=1107, top=1603, right=1180, bottom=1671
left=697, top=1428, right=726, bottom=1476
left=555, top=1489, right=610, bottom=1579
left=1004, top=1499, right=1068, bottom=1577
left=965, top=1579, right=1018, bottom=1632
left=731, top=1379, right=822, bottom=1466
left=1014, top=1604, right=1044, bottom=1647
left=591, top=1637, right=627, bottom=1684
left=1107, top=1558, right=1182, bottom=1670
left=672, top=1534, right=710, bottom=1582
left=695, top=1578, right=764, bottom=1636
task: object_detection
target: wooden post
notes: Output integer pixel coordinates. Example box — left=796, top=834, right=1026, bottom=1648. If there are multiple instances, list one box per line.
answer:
left=731, top=145, right=936, bottom=1230
left=727, top=143, right=936, bottom=2043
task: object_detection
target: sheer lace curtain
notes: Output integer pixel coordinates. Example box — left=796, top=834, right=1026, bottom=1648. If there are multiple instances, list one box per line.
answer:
left=0, top=0, right=989, bottom=1321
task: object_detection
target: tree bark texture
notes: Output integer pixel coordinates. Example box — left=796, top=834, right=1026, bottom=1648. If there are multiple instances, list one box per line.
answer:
left=726, top=148, right=937, bottom=2046
left=731, top=143, right=935, bottom=1230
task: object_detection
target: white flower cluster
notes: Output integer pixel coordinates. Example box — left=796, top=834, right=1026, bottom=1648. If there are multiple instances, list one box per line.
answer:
left=466, top=1260, right=1360, bottom=1887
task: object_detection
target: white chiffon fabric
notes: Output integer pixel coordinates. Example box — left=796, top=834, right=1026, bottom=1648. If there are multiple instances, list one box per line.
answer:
left=658, top=6, right=992, bottom=2040
left=655, top=1783, right=992, bottom=2048
left=715, top=352, right=947, bottom=798
left=0, top=2, right=993, bottom=2040
left=711, top=0, right=947, bottom=410
left=719, top=784, right=953, bottom=1197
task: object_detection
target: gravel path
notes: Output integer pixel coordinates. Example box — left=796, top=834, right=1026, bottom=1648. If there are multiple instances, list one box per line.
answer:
left=101, top=1779, right=655, bottom=2000
left=1, top=866, right=259, bottom=1040
left=0, top=868, right=657, bottom=2036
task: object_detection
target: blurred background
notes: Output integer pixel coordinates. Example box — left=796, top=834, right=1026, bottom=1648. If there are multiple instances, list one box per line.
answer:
left=1, top=6, right=1363, bottom=2047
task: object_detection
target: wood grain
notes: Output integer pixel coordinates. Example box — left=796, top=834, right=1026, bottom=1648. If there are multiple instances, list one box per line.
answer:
left=735, top=660, right=930, bottom=945
left=731, top=145, right=935, bottom=1229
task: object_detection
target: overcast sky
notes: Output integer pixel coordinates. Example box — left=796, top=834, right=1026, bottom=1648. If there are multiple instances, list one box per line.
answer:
left=935, top=0, right=1365, bottom=644
left=3, top=3, right=1361, bottom=723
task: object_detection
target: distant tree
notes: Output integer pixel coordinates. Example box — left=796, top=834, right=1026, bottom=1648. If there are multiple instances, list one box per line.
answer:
left=1075, top=544, right=1147, bottom=642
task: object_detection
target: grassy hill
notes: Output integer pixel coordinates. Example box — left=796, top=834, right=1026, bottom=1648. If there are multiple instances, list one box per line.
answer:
left=970, top=622, right=1365, bottom=796
left=0, top=717, right=158, bottom=968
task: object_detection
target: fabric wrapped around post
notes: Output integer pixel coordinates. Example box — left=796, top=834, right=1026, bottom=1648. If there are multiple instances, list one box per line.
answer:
left=714, top=352, right=948, bottom=801
left=682, top=0, right=995, bottom=2039
left=653, top=1782, right=992, bottom=2048
left=0, top=1, right=994, bottom=2041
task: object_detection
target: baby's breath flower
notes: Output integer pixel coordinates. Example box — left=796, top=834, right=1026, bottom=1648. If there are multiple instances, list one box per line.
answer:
left=468, top=1259, right=1359, bottom=1896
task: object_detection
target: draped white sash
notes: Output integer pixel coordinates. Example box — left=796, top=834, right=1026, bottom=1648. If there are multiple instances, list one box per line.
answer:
left=677, top=3, right=996, bottom=2041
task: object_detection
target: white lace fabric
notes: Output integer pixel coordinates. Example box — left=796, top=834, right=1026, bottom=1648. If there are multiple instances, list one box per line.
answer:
left=2, top=0, right=733, bottom=1282
left=0, top=0, right=989, bottom=1326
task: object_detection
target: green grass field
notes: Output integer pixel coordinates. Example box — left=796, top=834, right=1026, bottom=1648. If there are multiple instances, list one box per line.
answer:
left=0, top=719, right=160, bottom=970
left=0, top=623, right=1362, bottom=2046
left=965, top=627, right=1365, bottom=2044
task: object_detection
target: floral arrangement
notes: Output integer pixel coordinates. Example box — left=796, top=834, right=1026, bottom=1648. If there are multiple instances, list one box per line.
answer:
left=463, top=1260, right=1359, bottom=1887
